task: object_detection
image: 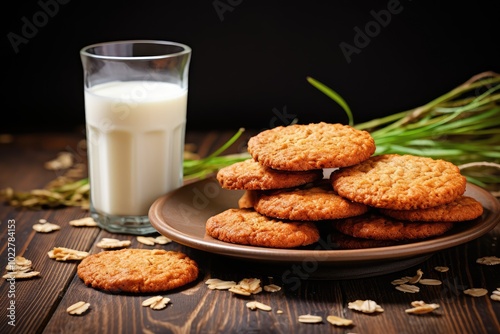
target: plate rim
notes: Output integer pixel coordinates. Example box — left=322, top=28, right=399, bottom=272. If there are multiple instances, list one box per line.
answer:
left=149, top=178, right=500, bottom=264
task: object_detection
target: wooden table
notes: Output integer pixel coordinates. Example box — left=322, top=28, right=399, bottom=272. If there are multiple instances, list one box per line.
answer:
left=1, top=131, right=499, bottom=334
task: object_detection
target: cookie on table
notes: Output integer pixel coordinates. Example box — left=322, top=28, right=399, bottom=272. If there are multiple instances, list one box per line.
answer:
left=379, top=195, right=483, bottom=222
left=331, top=154, right=467, bottom=210
left=205, top=208, right=320, bottom=248
left=77, top=249, right=198, bottom=293
left=334, top=213, right=454, bottom=241
left=253, top=181, right=368, bottom=221
left=217, top=158, right=323, bottom=190
left=247, top=122, right=376, bottom=171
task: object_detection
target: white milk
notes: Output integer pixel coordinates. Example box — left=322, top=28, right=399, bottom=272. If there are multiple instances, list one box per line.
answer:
left=84, top=80, right=187, bottom=216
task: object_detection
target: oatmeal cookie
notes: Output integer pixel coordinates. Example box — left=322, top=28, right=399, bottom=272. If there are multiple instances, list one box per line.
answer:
left=331, top=154, right=467, bottom=210
left=216, top=159, right=323, bottom=190
left=205, top=208, right=320, bottom=248
left=77, top=249, right=198, bottom=293
left=238, top=190, right=261, bottom=209
left=334, top=213, right=454, bottom=241
left=379, top=195, right=483, bottom=222
left=247, top=122, right=376, bottom=171
left=254, top=181, right=368, bottom=221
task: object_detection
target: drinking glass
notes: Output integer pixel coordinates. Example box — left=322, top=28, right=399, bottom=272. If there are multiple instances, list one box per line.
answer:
left=80, top=40, right=191, bottom=234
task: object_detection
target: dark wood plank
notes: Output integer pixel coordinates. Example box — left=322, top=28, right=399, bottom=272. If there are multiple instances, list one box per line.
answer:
left=1, top=132, right=499, bottom=334
left=0, top=133, right=97, bottom=334
left=42, top=229, right=500, bottom=334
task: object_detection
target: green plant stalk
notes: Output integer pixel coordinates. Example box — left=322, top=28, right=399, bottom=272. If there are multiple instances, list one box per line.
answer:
left=307, top=72, right=500, bottom=191
left=306, top=76, right=354, bottom=126
left=182, top=127, right=250, bottom=180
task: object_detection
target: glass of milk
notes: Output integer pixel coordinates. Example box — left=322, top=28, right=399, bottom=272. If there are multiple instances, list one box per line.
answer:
left=80, top=40, right=191, bottom=235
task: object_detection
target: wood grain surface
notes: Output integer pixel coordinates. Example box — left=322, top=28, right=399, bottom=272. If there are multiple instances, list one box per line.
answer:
left=0, top=131, right=498, bottom=334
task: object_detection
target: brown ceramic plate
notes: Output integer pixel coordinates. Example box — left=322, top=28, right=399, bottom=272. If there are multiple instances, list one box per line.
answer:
left=149, top=178, right=499, bottom=266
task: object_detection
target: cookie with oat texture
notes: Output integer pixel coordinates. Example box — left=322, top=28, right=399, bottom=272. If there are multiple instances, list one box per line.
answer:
left=247, top=122, right=376, bottom=171
left=334, top=213, right=454, bottom=241
left=379, top=195, right=483, bottom=222
left=254, top=181, right=368, bottom=221
left=206, top=208, right=320, bottom=248
left=77, top=249, right=198, bottom=293
left=331, top=154, right=467, bottom=210
left=217, top=158, right=323, bottom=190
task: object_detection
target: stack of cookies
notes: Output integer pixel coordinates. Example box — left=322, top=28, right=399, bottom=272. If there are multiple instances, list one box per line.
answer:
left=330, top=154, right=483, bottom=248
left=205, top=122, right=484, bottom=249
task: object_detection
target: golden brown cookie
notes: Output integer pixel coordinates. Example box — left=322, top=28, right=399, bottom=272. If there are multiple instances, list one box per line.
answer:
left=216, top=159, right=323, bottom=190
left=77, top=249, right=198, bottom=293
left=247, top=122, right=376, bottom=171
left=334, top=213, right=454, bottom=241
left=205, top=208, right=320, bottom=248
left=331, top=154, right=467, bottom=210
left=379, top=196, right=483, bottom=222
left=238, top=190, right=261, bottom=209
left=253, top=181, right=368, bottom=221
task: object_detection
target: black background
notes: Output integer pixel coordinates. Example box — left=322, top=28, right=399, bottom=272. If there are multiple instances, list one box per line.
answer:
left=3, top=0, right=499, bottom=133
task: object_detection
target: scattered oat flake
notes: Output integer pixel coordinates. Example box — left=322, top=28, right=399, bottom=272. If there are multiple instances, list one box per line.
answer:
left=137, top=236, right=156, bottom=245
left=228, top=285, right=251, bottom=296
left=154, top=236, right=172, bottom=244
left=434, top=266, right=449, bottom=272
left=136, top=235, right=170, bottom=245
left=3, top=256, right=40, bottom=279
left=5, top=256, right=32, bottom=272
left=227, top=278, right=262, bottom=295
left=208, top=280, right=237, bottom=290
left=491, top=289, right=500, bottom=302
left=476, top=256, right=500, bottom=265
left=204, top=278, right=237, bottom=290
left=48, top=247, right=89, bottom=261
left=67, top=301, right=90, bottom=315
left=246, top=301, right=272, bottom=311
left=45, top=152, right=74, bottom=170
left=391, top=277, right=409, bottom=285
left=277, top=310, right=283, bottom=314
left=419, top=278, right=442, bottom=286
left=327, top=315, right=353, bottom=326
left=142, top=296, right=163, bottom=307
left=408, top=269, right=424, bottom=284
left=264, top=284, right=281, bottom=292
left=151, top=297, right=170, bottom=310
left=405, top=301, right=440, bottom=314
left=395, top=284, right=420, bottom=293
left=298, top=314, right=323, bottom=323
left=348, top=300, right=384, bottom=313
left=33, top=222, right=61, bottom=233
left=238, top=278, right=261, bottom=293
left=69, top=217, right=98, bottom=227
left=464, top=288, right=488, bottom=297
left=96, top=238, right=131, bottom=249
left=3, top=271, right=40, bottom=279
left=142, top=296, right=170, bottom=310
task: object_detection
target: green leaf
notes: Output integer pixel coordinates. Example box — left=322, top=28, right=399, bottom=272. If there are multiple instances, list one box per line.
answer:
left=306, top=76, right=354, bottom=126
